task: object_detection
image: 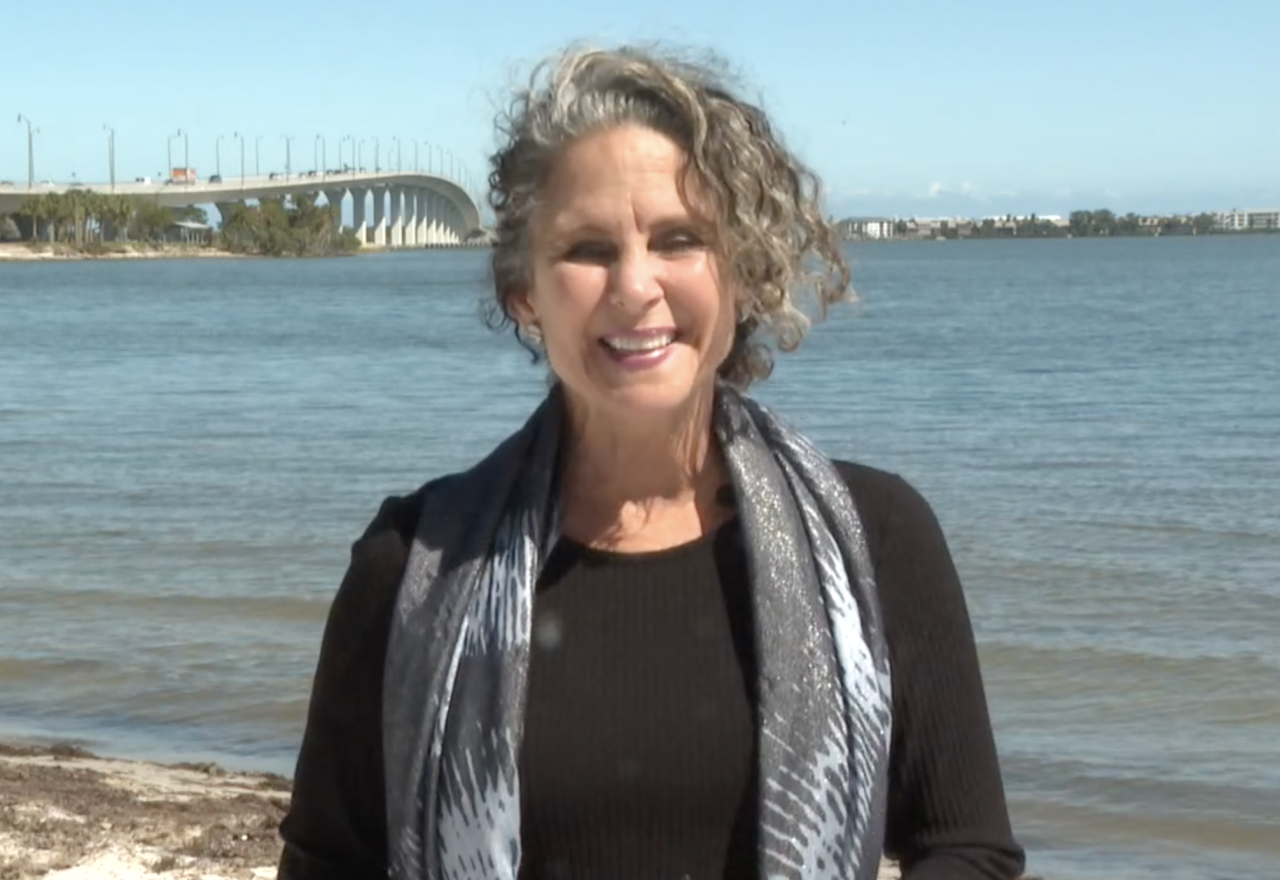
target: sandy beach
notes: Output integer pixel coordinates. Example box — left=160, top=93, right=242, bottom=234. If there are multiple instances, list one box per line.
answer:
left=0, top=243, right=241, bottom=262
left=0, top=742, right=288, bottom=880
left=0, top=741, right=915, bottom=880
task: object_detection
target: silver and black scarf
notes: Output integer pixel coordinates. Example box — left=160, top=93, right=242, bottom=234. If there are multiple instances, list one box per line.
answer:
left=383, top=383, right=893, bottom=880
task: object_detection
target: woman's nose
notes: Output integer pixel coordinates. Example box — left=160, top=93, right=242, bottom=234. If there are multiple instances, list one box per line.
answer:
left=607, top=247, right=663, bottom=315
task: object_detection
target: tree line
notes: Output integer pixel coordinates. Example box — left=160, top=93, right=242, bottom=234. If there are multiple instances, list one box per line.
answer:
left=862, top=210, right=1225, bottom=240
left=0, top=190, right=362, bottom=256
left=1065, top=210, right=1218, bottom=237
left=218, top=193, right=361, bottom=257
left=0, top=190, right=208, bottom=245
left=951, top=211, right=1218, bottom=239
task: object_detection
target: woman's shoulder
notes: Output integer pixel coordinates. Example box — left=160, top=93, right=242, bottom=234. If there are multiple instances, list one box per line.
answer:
left=325, top=479, right=440, bottom=623
left=830, top=459, right=936, bottom=516
left=828, top=460, right=951, bottom=560
left=830, top=459, right=908, bottom=508
left=355, top=482, right=434, bottom=549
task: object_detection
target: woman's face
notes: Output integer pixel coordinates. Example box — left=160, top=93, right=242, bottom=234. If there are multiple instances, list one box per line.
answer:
left=514, top=124, right=736, bottom=429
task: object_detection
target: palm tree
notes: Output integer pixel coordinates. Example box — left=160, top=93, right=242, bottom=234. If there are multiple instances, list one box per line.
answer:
left=42, top=193, right=68, bottom=242
left=18, top=194, right=47, bottom=242
left=84, top=190, right=107, bottom=243
left=133, top=200, right=172, bottom=243
left=102, top=194, right=135, bottom=242
left=62, top=189, right=94, bottom=245
left=57, top=192, right=80, bottom=244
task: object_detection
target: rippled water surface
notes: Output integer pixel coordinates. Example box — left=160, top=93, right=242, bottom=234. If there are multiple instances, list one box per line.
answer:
left=3, top=237, right=1278, bottom=879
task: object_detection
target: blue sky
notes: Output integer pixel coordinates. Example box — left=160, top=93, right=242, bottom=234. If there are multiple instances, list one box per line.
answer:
left=1, top=0, right=1276, bottom=218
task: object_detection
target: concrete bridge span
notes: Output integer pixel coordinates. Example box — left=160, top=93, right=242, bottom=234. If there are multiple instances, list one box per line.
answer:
left=0, top=170, right=483, bottom=247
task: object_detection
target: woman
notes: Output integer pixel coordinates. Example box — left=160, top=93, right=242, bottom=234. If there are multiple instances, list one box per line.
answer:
left=278, top=44, right=1025, bottom=880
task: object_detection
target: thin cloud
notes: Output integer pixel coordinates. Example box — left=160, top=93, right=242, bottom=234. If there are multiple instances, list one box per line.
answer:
left=836, top=187, right=899, bottom=200
left=921, top=181, right=981, bottom=200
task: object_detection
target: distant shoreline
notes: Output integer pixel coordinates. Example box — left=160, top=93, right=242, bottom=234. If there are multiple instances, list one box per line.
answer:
left=0, top=242, right=246, bottom=262
left=840, top=230, right=1280, bottom=244
left=0, top=243, right=484, bottom=263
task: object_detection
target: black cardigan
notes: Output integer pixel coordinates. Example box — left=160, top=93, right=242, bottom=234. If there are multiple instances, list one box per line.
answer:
left=277, top=461, right=1025, bottom=880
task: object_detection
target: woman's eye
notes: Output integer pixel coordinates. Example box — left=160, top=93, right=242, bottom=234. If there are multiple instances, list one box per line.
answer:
left=563, top=241, right=614, bottom=263
left=656, top=230, right=704, bottom=252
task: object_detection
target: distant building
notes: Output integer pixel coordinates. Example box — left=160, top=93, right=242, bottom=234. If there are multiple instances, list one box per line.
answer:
left=1217, top=209, right=1280, bottom=231
left=910, top=218, right=942, bottom=238
left=839, top=216, right=896, bottom=240
left=909, top=217, right=969, bottom=239
left=167, top=219, right=212, bottom=245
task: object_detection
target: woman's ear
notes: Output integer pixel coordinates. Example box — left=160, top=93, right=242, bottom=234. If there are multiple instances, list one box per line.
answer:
left=508, top=287, right=538, bottom=327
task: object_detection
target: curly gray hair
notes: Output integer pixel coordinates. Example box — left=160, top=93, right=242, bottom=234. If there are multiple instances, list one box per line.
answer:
left=486, top=43, right=852, bottom=388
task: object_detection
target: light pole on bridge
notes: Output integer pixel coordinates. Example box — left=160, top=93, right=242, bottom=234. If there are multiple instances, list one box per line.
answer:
left=176, top=128, right=189, bottom=174
left=254, top=135, right=263, bottom=176
left=339, top=135, right=353, bottom=173
left=216, top=134, right=225, bottom=178
left=103, top=124, right=115, bottom=193
left=16, top=114, right=38, bottom=190
left=393, top=136, right=401, bottom=173
left=315, top=134, right=325, bottom=180
left=233, top=132, right=245, bottom=186
left=373, top=137, right=380, bottom=173
left=282, top=135, right=295, bottom=181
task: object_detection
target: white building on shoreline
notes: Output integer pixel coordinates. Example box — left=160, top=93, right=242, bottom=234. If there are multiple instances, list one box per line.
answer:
left=838, top=216, right=897, bottom=239
left=1217, top=209, right=1280, bottom=231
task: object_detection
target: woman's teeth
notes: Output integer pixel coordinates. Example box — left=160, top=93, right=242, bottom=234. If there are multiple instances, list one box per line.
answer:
left=603, top=333, right=675, bottom=353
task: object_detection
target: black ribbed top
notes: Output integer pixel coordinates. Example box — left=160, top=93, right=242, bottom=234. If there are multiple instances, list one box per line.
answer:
left=519, top=522, right=759, bottom=879
left=278, top=462, right=1026, bottom=880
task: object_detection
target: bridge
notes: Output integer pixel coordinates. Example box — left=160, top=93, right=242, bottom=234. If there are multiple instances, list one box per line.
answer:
left=0, top=170, right=483, bottom=247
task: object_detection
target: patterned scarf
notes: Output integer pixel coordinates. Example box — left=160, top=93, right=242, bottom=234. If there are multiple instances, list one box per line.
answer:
left=383, top=383, right=893, bottom=880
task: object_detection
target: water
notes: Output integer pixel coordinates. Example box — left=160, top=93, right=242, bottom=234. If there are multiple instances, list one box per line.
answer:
left=2, top=237, right=1278, bottom=880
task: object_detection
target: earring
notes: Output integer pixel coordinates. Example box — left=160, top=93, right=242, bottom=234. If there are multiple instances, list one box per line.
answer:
left=525, top=322, right=543, bottom=344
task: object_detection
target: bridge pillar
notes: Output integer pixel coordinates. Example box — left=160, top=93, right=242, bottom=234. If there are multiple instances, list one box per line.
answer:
left=403, top=189, right=418, bottom=247
left=442, top=201, right=457, bottom=245
left=323, top=190, right=346, bottom=231
left=417, top=190, right=432, bottom=245
left=372, top=186, right=387, bottom=247
left=215, top=201, right=242, bottom=228
left=428, top=193, right=442, bottom=246
left=389, top=187, right=403, bottom=248
left=352, top=188, right=369, bottom=244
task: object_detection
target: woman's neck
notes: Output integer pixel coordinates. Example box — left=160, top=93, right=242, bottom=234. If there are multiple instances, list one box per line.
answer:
left=558, top=390, right=732, bottom=552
